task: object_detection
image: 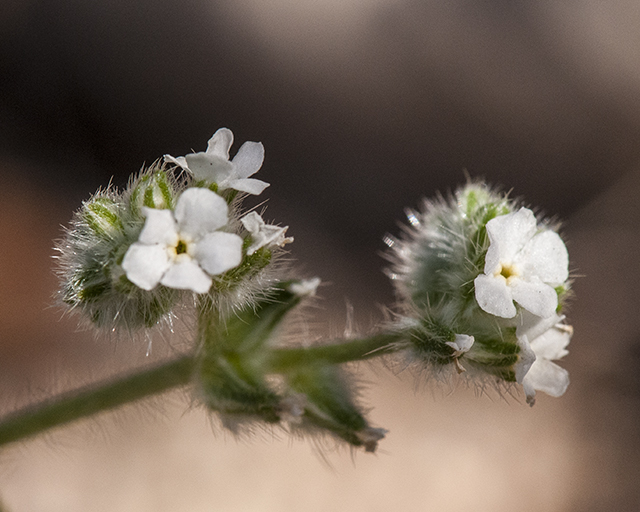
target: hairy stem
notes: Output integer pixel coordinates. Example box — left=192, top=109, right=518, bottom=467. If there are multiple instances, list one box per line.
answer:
left=267, top=331, right=407, bottom=372
left=0, top=329, right=408, bottom=447
left=0, top=355, right=195, bottom=447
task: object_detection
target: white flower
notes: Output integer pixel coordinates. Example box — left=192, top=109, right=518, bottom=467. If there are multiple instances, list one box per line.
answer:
left=164, top=128, right=269, bottom=195
left=445, top=334, right=475, bottom=357
left=288, top=277, right=321, bottom=297
left=515, top=312, right=571, bottom=405
left=121, top=188, right=243, bottom=293
left=240, top=211, right=293, bottom=255
left=445, top=333, right=475, bottom=373
left=474, top=207, right=568, bottom=319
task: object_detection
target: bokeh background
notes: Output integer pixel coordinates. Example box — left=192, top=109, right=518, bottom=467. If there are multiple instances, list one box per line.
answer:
left=2, top=1, right=640, bottom=510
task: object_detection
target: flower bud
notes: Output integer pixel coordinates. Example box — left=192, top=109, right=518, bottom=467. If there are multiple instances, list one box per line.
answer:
left=128, top=168, right=175, bottom=216
left=286, top=362, right=385, bottom=451
left=82, top=196, right=124, bottom=238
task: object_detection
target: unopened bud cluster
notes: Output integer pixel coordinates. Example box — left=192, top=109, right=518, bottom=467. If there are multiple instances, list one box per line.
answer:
left=385, top=183, right=572, bottom=404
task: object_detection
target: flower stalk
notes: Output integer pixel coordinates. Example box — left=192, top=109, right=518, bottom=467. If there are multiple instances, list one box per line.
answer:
left=267, top=332, right=404, bottom=370
left=0, top=328, right=405, bottom=448
left=0, top=356, right=195, bottom=447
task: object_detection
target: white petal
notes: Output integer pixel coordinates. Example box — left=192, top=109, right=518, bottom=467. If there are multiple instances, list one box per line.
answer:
left=288, top=277, right=321, bottom=297
left=515, top=310, right=564, bottom=341
left=484, top=208, right=537, bottom=274
left=122, top=243, right=170, bottom=291
left=226, top=178, right=270, bottom=195
left=522, top=359, right=570, bottom=398
left=519, top=230, right=569, bottom=284
left=445, top=334, right=475, bottom=354
left=510, top=277, right=558, bottom=318
left=138, top=208, right=179, bottom=246
left=163, top=154, right=189, bottom=170
left=514, top=335, right=536, bottom=384
left=160, top=259, right=212, bottom=293
left=240, top=211, right=264, bottom=235
left=474, top=274, right=517, bottom=318
left=247, top=224, right=293, bottom=255
left=185, top=153, right=234, bottom=183
left=174, top=188, right=229, bottom=239
left=241, top=212, right=291, bottom=255
left=206, top=128, right=234, bottom=159
left=231, top=141, right=264, bottom=179
left=529, top=327, right=571, bottom=360
left=193, top=232, right=243, bottom=276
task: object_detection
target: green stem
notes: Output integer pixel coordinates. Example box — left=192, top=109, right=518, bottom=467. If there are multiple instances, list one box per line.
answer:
left=0, top=330, right=407, bottom=448
left=0, top=355, right=195, bottom=448
left=267, top=331, right=407, bottom=372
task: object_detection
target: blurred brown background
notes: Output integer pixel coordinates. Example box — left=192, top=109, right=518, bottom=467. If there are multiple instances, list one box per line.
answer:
left=1, top=1, right=640, bottom=510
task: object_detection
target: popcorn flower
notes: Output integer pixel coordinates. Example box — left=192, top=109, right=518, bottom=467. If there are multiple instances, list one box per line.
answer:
left=474, top=207, right=569, bottom=319
left=240, top=212, right=293, bottom=255
left=164, top=128, right=269, bottom=195
left=122, top=187, right=243, bottom=293
left=51, top=127, right=395, bottom=452
left=385, top=183, right=573, bottom=403
left=48, top=129, right=580, bottom=460
left=445, top=334, right=475, bottom=356
left=446, top=334, right=475, bottom=373
left=515, top=312, right=572, bottom=405
left=288, top=277, right=321, bottom=297
left=55, top=136, right=294, bottom=333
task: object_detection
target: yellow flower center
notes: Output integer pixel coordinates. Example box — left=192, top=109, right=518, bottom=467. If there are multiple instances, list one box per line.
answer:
left=497, top=262, right=519, bottom=283
left=168, top=238, right=194, bottom=262
left=176, top=240, right=188, bottom=255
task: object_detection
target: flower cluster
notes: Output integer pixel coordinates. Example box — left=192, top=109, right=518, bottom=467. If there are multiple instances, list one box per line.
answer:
left=385, top=182, right=572, bottom=404
left=53, top=130, right=575, bottom=455
left=57, top=128, right=292, bottom=331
